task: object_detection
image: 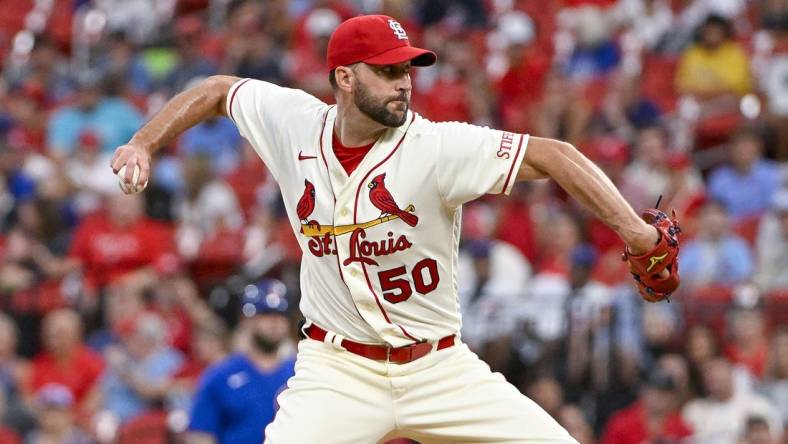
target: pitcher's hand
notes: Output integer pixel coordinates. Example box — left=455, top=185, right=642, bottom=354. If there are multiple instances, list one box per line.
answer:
left=111, top=144, right=151, bottom=193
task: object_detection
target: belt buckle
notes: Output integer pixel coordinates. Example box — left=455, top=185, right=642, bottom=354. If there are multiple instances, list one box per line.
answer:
left=389, top=341, right=430, bottom=364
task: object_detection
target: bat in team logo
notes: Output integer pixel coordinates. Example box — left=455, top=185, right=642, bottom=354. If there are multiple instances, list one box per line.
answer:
left=368, top=173, right=418, bottom=227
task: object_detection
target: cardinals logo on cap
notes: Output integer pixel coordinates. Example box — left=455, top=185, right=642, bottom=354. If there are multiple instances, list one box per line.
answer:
left=388, top=19, right=408, bottom=40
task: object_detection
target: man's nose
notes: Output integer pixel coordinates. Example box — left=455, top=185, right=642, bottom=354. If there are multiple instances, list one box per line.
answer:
left=395, top=74, right=411, bottom=94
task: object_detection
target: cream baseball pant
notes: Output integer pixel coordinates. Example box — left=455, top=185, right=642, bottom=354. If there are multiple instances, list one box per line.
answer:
left=264, top=337, right=578, bottom=443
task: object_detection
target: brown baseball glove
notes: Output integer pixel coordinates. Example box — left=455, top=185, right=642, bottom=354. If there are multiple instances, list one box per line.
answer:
left=622, top=209, right=681, bottom=302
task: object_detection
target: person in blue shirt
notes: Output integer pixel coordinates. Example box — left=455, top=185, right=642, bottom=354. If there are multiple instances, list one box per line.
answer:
left=180, top=117, right=242, bottom=176
left=47, top=76, right=143, bottom=156
left=188, top=279, right=296, bottom=444
left=679, top=200, right=754, bottom=288
left=708, top=129, right=782, bottom=220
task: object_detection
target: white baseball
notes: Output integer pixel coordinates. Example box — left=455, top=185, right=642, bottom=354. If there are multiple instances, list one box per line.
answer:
left=116, top=164, right=148, bottom=194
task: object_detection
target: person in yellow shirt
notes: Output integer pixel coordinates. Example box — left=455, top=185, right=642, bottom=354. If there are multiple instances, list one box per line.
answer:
left=676, top=15, right=752, bottom=100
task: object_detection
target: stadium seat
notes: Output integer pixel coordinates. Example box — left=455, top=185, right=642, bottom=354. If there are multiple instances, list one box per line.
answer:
left=641, top=55, right=679, bottom=113
left=116, top=410, right=169, bottom=444
left=764, top=288, right=788, bottom=329
left=733, top=214, right=762, bottom=247
left=682, top=285, right=734, bottom=333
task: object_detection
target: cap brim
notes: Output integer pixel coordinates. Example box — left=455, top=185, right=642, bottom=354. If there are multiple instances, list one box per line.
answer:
left=364, top=45, right=436, bottom=67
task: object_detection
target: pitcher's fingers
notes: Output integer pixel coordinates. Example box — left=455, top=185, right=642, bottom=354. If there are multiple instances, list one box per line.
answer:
left=123, top=157, right=138, bottom=184
left=137, top=158, right=150, bottom=186
left=111, top=149, right=127, bottom=173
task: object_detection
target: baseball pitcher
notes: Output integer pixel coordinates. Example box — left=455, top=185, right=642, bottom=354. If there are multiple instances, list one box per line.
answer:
left=111, top=15, right=680, bottom=444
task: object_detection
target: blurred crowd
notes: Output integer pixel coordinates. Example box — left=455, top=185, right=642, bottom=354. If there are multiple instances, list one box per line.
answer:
left=0, top=0, right=786, bottom=443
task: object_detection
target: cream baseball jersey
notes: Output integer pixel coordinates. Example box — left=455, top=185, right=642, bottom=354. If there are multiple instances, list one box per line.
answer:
left=227, top=78, right=529, bottom=347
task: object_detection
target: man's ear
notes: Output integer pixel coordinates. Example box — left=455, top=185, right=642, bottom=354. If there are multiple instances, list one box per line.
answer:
left=334, top=65, right=355, bottom=92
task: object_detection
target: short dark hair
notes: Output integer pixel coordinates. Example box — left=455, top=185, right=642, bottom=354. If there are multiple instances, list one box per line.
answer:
left=698, top=14, right=734, bottom=39
left=328, top=64, right=358, bottom=91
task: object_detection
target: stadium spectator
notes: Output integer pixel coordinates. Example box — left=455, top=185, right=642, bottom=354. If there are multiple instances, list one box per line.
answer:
left=492, top=10, right=550, bottom=134
left=640, top=303, right=681, bottom=369
left=413, top=35, right=492, bottom=125
left=176, top=156, right=244, bottom=285
left=598, top=72, right=662, bottom=136
left=95, top=0, right=177, bottom=45
left=95, top=32, right=155, bottom=96
left=3, top=36, right=74, bottom=107
left=612, top=0, right=675, bottom=51
left=66, top=192, right=176, bottom=296
left=725, top=302, right=770, bottom=379
left=172, top=321, right=229, bottom=392
left=0, top=225, right=69, bottom=350
left=760, top=327, right=788, bottom=427
left=530, top=71, right=592, bottom=146
left=675, top=14, right=752, bottom=100
left=684, top=325, right=721, bottom=396
left=457, top=235, right=531, bottom=372
left=46, top=76, right=143, bottom=158
left=164, top=16, right=218, bottom=94
left=94, top=312, right=183, bottom=423
left=708, top=129, right=782, bottom=220
left=27, top=309, right=104, bottom=406
left=599, top=369, right=692, bottom=444
left=0, top=389, right=22, bottom=444
left=0, top=314, right=32, bottom=432
left=562, top=245, right=619, bottom=392
left=179, top=117, right=242, bottom=177
left=557, top=404, right=595, bottom=444
left=753, top=188, right=788, bottom=291
left=188, top=279, right=295, bottom=444
left=679, top=200, right=754, bottom=288
left=740, top=415, right=779, bottom=444
left=619, top=124, right=673, bottom=211
left=526, top=377, right=565, bottom=419
left=657, top=354, right=693, bottom=408
left=660, top=151, right=706, bottom=234
left=288, top=8, right=340, bottom=103
left=85, top=283, right=145, bottom=352
left=493, top=185, right=539, bottom=262
left=66, top=130, right=117, bottom=215
left=25, top=384, right=92, bottom=444
left=563, top=6, right=621, bottom=82
left=682, top=357, right=782, bottom=444
left=757, top=5, right=788, bottom=160
left=218, top=3, right=286, bottom=85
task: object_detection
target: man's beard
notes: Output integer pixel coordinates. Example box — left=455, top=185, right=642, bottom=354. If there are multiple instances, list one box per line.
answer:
left=251, top=332, right=281, bottom=355
left=354, top=79, right=408, bottom=127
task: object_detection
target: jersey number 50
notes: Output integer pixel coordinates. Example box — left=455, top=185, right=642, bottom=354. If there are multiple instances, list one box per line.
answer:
left=377, top=258, right=440, bottom=304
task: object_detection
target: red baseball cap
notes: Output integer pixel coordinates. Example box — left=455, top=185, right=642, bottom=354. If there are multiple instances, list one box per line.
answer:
left=327, top=15, right=436, bottom=71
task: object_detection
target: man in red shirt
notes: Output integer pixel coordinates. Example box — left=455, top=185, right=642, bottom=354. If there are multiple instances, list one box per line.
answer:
left=600, top=369, right=693, bottom=444
left=67, top=192, right=176, bottom=294
left=26, top=309, right=104, bottom=406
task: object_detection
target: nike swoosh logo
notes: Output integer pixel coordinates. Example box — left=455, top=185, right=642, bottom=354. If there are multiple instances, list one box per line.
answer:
left=298, top=151, right=317, bottom=161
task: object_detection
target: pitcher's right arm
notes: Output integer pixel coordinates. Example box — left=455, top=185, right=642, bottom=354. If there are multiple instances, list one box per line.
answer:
left=110, top=75, right=240, bottom=189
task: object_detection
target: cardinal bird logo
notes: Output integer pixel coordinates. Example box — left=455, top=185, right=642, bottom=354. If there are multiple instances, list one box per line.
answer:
left=368, top=173, right=418, bottom=227
left=297, top=179, right=319, bottom=232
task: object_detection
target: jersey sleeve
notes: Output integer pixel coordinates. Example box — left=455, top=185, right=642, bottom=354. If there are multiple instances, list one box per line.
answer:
left=225, top=78, right=326, bottom=179
left=434, top=122, right=529, bottom=208
left=188, top=374, right=221, bottom=435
